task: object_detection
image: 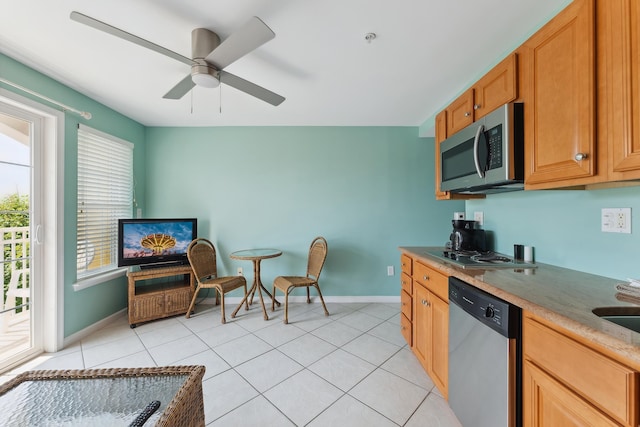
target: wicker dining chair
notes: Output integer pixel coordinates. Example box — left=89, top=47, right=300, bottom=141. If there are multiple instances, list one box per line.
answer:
left=186, top=238, right=248, bottom=324
left=272, top=236, right=329, bottom=324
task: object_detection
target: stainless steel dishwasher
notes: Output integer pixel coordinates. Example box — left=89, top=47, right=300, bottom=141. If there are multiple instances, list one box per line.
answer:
left=448, top=277, right=521, bottom=427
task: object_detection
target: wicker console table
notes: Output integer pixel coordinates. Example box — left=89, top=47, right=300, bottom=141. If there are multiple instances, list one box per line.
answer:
left=0, top=365, right=205, bottom=426
left=127, top=264, right=195, bottom=328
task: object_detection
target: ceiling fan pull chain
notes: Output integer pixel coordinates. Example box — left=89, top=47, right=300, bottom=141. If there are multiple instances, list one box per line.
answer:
left=219, top=84, right=222, bottom=114
left=190, top=89, right=194, bottom=114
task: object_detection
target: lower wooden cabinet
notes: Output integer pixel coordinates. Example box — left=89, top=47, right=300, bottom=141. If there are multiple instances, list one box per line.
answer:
left=411, top=259, right=449, bottom=398
left=523, top=311, right=639, bottom=427
left=398, top=253, right=449, bottom=398
left=524, top=360, right=620, bottom=426
left=400, top=256, right=413, bottom=347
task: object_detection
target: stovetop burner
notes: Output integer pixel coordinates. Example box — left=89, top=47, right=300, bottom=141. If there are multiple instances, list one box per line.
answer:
left=427, top=248, right=536, bottom=269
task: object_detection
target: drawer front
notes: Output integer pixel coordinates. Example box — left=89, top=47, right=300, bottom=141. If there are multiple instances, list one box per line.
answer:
left=400, top=313, right=412, bottom=346
left=401, top=289, right=412, bottom=321
left=401, top=254, right=413, bottom=275
left=524, top=314, right=637, bottom=425
left=413, top=261, right=448, bottom=301
left=401, top=272, right=412, bottom=295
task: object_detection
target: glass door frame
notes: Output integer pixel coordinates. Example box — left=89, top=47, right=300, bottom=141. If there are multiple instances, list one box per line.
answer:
left=0, top=88, right=64, bottom=371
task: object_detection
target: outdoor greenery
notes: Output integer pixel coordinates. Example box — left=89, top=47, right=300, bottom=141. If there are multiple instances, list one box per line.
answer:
left=1, top=193, right=29, bottom=307
left=0, top=193, right=29, bottom=227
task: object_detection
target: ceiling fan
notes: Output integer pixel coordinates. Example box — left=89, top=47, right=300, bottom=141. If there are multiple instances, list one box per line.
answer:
left=70, top=11, right=285, bottom=106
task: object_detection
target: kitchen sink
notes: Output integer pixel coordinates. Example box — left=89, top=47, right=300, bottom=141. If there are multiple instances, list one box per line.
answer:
left=592, top=306, right=640, bottom=334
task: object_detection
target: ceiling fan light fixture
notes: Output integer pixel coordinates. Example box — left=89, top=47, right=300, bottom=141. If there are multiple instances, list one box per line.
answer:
left=191, top=64, right=220, bottom=88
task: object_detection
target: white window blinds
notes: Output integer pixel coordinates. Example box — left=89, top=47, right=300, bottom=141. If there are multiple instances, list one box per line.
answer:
left=77, top=124, right=133, bottom=278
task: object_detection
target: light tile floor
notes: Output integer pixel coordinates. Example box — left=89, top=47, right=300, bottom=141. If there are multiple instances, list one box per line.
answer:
left=2, top=302, right=462, bottom=426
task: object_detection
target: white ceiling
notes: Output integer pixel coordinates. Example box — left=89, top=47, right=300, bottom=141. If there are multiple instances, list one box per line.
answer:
left=0, top=0, right=570, bottom=129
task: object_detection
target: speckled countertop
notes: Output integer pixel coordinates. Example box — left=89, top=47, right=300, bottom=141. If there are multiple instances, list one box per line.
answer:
left=399, top=246, right=640, bottom=368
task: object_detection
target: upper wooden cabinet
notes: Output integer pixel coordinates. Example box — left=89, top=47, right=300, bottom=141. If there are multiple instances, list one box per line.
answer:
left=433, top=53, right=518, bottom=200
left=433, top=0, right=640, bottom=192
left=523, top=0, right=640, bottom=189
left=445, top=54, right=519, bottom=136
left=434, top=110, right=450, bottom=200
left=599, top=0, right=640, bottom=182
left=522, top=0, right=596, bottom=188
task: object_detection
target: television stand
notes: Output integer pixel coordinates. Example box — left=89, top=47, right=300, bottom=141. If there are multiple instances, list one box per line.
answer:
left=127, top=264, right=195, bottom=328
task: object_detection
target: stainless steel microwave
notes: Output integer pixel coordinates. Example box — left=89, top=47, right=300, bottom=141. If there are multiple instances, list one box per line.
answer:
left=440, top=103, right=524, bottom=194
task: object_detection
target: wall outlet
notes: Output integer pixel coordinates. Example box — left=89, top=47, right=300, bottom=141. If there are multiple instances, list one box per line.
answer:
left=601, top=208, right=632, bottom=233
left=454, top=212, right=465, bottom=220
left=474, top=211, right=484, bottom=226
left=387, top=266, right=394, bottom=276
left=237, top=267, right=243, bottom=276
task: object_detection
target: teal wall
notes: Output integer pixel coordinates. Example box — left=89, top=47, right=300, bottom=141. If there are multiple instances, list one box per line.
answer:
left=466, top=186, right=640, bottom=280
left=1, top=53, right=147, bottom=337
left=145, top=127, right=463, bottom=297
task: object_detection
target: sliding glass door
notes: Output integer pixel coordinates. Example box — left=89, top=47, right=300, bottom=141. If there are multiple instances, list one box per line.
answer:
left=0, top=104, right=42, bottom=371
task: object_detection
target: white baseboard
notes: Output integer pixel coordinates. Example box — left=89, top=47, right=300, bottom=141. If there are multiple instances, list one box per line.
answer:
left=63, top=309, right=127, bottom=348
left=198, top=295, right=401, bottom=304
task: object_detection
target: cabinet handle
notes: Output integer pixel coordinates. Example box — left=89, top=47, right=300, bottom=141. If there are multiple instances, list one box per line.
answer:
left=574, top=153, right=588, bottom=161
left=473, top=104, right=481, bottom=110
left=464, top=112, right=471, bottom=117
left=423, top=275, right=429, bottom=281
left=422, top=299, right=430, bottom=306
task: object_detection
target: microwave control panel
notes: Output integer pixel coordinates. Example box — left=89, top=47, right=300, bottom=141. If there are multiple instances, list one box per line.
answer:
left=487, top=124, right=503, bottom=170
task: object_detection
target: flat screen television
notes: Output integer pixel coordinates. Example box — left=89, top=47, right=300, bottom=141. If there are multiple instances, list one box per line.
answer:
left=117, top=218, right=197, bottom=268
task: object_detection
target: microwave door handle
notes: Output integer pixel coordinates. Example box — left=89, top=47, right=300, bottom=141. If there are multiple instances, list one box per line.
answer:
left=473, top=124, right=486, bottom=178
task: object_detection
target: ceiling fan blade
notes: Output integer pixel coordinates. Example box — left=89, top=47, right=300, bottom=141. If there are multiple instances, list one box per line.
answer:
left=220, top=71, right=284, bottom=106
left=163, top=75, right=196, bottom=99
left=70, top=11, right=194, bottom=66
left=205, top=16, right=275, bottom=69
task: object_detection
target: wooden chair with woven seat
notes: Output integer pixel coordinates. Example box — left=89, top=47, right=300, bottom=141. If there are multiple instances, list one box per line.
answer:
left=272, top=236, right=329, bottom=324
left=186, top=238, right=248, bottom=324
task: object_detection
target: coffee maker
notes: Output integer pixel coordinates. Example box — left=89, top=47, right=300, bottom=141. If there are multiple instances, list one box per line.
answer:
left=449, top=220, right=486, bottom=252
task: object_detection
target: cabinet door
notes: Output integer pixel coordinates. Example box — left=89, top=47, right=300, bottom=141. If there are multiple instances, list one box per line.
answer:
left=430, top=294, right=448, bottom=399
left=446, top=89, right=474, bottom=136
left=600, top=0, right=640, bottom=180
left=473, top=53, right=518, bottom=120
left=165, top=286, right=192, bottom=316
left=435, top=110, right=449, bottom=200
left=131, top=294, right=165, bottom=324
left=523, top=360, right=619, bottom=427
left=524, top=0, right=596, bottom=187
left=412, top=282, right=430, bottom=372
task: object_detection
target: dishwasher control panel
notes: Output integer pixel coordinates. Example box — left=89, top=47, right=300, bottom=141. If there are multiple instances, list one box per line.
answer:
left=449, top=277, right=520, bottom=338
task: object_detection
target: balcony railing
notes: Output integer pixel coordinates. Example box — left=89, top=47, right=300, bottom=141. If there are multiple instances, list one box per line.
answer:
left=1, top=226, right=30, bottom=332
